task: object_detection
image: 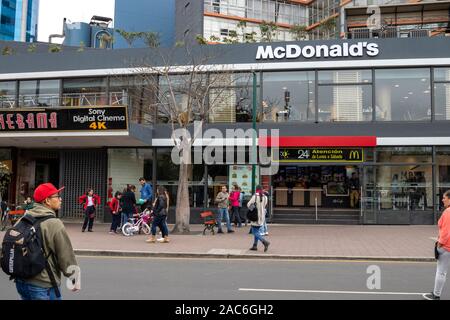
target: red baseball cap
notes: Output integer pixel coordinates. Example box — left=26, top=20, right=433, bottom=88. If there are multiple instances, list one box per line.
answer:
left=33, top=183, right=65, bottom=203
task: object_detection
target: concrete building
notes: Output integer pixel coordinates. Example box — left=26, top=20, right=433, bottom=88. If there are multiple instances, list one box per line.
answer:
left=0, top=0, right=39, bottom=42
left=114, top=0, right=175, bottom=48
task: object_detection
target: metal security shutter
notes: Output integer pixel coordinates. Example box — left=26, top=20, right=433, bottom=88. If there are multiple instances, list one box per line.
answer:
left=60, top=149, right=107, bottom=221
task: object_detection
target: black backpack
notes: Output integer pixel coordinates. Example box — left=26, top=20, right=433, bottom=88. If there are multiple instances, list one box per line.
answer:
left=1, top=214, right=61, bottom=297
left=247, top=194, right=263, bottom=222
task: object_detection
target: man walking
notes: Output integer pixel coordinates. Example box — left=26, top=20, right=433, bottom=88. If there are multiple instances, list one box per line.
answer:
left=215, top=185, right=234, bottom=234
left=139, top=177, right=153, bottom=211
left=13, top=183, right=79, bottom=300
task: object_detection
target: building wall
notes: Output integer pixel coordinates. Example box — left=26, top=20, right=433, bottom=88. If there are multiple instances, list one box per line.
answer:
left=175, top=0, right=204, bottom=46
left=114, top=0, right=175, bottom=48
left=0, top=0, right=38, bottom=42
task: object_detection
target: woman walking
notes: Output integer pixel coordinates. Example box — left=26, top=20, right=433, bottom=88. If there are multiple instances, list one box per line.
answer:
left=423, top=190, right=450, bottom=300
left=146, top=186, right=170, bottom=243
left=247, top=185, right=270, bottom=252
left=79, top=188, right=101, bottom=232
left=108, top=191, right=122, bottom=234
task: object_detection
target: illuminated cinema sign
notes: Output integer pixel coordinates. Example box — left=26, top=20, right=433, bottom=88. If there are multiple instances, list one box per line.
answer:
left=0, top=106, right=128, bottom=132
left=256, top=42, right=380, bottom=60
left=275, top=148, right=364, bottom=162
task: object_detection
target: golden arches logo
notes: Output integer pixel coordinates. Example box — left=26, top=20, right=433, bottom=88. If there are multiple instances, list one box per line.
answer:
left=349, top=150, right=361, bottom=160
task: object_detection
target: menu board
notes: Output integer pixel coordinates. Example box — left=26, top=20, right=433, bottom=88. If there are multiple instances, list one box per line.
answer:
left=228, top=165, right=259, bottom=195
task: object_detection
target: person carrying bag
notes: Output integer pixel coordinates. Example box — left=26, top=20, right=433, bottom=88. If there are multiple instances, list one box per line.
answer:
left=247, top=185, right=270, bottom=252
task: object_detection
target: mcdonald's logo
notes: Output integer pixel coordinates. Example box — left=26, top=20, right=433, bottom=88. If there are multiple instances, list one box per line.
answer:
left=349, top=150, right=361, bottom=160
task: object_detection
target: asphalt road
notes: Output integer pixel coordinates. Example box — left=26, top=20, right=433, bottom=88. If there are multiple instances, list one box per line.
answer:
left=0, top=256, right=444, bottom=300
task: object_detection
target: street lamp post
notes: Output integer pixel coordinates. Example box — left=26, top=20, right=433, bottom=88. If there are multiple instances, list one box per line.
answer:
left=251, top=72, right=257, bottom=194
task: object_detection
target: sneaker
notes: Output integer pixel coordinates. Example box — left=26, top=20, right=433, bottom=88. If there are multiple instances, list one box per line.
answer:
left=227, top=230, right=235, bottom=233
left=422, top=293, right=440, bottom=300
left=217, top=230, right=224, bottom=234
left=249, top=246, right=257, bottom=251
left=264, top=232, right=269, bottom=236
left=263, top=240, right=270, bottom=252
left=109, top=231, right=114, bottom=234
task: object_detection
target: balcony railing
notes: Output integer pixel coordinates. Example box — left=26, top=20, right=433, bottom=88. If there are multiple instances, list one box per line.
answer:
left=0, top=92, right=129, bottom=109
left=345, top=26, right=449, bottom=39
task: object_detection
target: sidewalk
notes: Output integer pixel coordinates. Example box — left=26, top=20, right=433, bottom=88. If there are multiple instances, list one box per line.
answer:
left=55, top=222, right=437, bottom=262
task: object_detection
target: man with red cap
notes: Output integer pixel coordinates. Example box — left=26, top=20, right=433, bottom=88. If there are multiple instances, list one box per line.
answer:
left=14, top=182, right=79, bottom=300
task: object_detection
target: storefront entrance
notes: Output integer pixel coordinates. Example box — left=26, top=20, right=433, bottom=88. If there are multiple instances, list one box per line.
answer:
left=272, top=165, right=362, bottom=224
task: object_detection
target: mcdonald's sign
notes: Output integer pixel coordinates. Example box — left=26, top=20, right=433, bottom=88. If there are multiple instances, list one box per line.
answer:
left=275, top=148, right=364, bottom=162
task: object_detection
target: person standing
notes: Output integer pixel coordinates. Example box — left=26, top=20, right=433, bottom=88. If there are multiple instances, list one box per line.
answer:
left=238, top=188, right=247, bottom=227
left=423, top=190, right=450, bottom=300
left=120, top=185, right=137, bottom=230
left=108, top=191, right=122, bottom=234
left=229, top=185, right=242, bottom=228
left=247, top=185, right=270, bottom=252
left=79, top=188, right=100, bottom=232
left=349, top=172, right=360, bottom=208
left=13, top=183, right=79, bottom=300
left=146, top=186, right=170, bottom=243
left=215, top=185, right=234, bottom=234
left=139, top=177, right=153, bottom=211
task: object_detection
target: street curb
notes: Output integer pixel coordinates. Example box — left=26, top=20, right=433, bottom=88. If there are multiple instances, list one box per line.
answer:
left=74, top=249, right=436, bottom=263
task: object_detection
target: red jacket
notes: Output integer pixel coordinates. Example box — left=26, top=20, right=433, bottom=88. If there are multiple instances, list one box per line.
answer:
left=229, top=191, right=240, bottom=207
left=109, top=197, right=121, bottom=214
left=79, top=194, right=101, bottom=210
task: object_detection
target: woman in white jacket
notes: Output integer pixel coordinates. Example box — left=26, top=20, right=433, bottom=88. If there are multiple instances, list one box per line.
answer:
left=247, top=185, right=270, bottom=252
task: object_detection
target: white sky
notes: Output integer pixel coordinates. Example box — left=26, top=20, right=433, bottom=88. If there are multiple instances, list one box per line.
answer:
left=37, top=0, right=115, bottom=43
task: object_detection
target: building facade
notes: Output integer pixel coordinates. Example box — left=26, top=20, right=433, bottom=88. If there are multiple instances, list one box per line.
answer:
left=176, top=0, right=450, bottom=45
left=0, top=0, right=38, bottom=42
left=0, top=37, right=449, bottom=226
left=114, top=0, right=175, bottom=48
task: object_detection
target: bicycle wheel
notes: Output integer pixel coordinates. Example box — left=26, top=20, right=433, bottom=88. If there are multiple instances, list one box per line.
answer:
left=121, top=222, right=134, bottom=236
left=141, top=223, right=151, bottom=235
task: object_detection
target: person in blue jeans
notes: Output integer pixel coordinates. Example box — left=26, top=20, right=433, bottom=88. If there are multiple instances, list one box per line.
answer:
left=16, top=279, right=62, bottom=300
left=247, top=185, right=270, bottom=252
left=215, top=185, right=234, bottom=234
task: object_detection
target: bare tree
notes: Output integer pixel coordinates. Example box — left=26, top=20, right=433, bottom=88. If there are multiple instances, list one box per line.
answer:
left=117, top=46, right=250, bottom=233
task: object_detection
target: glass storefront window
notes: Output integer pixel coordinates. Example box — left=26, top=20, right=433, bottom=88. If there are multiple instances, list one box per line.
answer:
left=62, top=77, right=108, bottom=107
left=110, top=76, right=156, bottom=124
left=437, top=147, right=450, bottom=210
left=375, top=68, right=431, bottom=121
left=158, top=74, right=210, bottom=124
left=0, top=81, right=16, bottom=108
left=434, top=83, right=450, bottom=121
left=434, top=68, right=450, bottom=82
left=376, top=147, right=432, bottom=163
left=375, top=165, right=433, bottom=211
left=19, top=79, right=60, bottom=107
left=209, top=73, right=255, bottom=123
left=107, top=148, right=153, bottom=202
left=318, top=69, right=372, bottom=84
left=318, top=84, right=372, bottom=121
left=262, top=71, right=315, bottom=122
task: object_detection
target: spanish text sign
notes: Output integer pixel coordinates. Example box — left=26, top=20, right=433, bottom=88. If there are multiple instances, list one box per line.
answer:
left=0, top=106, right=128, bottom=131
left=276, top=148, right=364, bottom=162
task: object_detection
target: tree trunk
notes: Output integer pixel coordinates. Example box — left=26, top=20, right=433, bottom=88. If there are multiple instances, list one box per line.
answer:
left=172, top=162, right=191, bottom=234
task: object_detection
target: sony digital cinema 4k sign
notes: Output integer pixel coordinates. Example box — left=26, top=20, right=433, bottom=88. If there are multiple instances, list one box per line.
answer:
left=0, top=106, right=128, bottom=132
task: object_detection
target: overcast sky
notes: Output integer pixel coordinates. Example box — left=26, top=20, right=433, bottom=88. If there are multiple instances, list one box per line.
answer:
left=37, top=0, right=115, bottom=43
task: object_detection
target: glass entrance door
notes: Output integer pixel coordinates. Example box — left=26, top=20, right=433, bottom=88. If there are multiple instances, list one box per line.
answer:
left=361, top=166, right=376, bottom=224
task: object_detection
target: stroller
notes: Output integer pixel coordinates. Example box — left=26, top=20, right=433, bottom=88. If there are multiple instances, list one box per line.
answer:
left=200, top=211, right=216, bottom=235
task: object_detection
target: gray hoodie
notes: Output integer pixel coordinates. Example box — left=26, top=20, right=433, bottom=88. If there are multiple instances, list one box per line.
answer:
left=21, top=203, right=78, bottom=288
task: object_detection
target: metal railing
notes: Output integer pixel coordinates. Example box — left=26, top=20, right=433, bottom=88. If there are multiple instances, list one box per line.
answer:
left=345, top=0, right=448, bottom=7
left=2, top=92, right=129, bottom=109
left=345, top=26, right=449, bottom=39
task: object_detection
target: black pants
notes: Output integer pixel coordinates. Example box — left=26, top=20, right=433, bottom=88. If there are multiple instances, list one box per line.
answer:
left=232, top=206, right=242, bottom=227
left=110, top=213, right=121, bottom=232
left=82, top=206, right=95, bottom=231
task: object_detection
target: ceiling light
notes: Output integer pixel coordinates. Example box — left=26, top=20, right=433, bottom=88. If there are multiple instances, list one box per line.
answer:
left=408, top=92, right=413, bottom=95
left=394, top=84, right=400, bottom=88
left=404, top=96, right=408, bottom=99
left=421, top=78, right=427, bottom=82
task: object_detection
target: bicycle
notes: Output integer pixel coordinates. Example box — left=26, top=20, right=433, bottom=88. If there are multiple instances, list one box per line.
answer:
left=121, top=208, right=152, bottom=236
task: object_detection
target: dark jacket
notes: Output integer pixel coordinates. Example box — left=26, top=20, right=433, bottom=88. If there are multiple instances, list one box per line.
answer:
left=152, top=195, right=168, bottom=216
left=121, top=191, right=136, bottom=214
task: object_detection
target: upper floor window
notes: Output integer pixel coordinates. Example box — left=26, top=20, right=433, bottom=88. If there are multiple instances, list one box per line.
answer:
left=375, top=68, right=431, bottom=121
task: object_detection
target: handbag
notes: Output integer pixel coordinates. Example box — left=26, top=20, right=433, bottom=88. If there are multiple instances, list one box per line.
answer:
left=435, top=242, right=440, bottom=260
